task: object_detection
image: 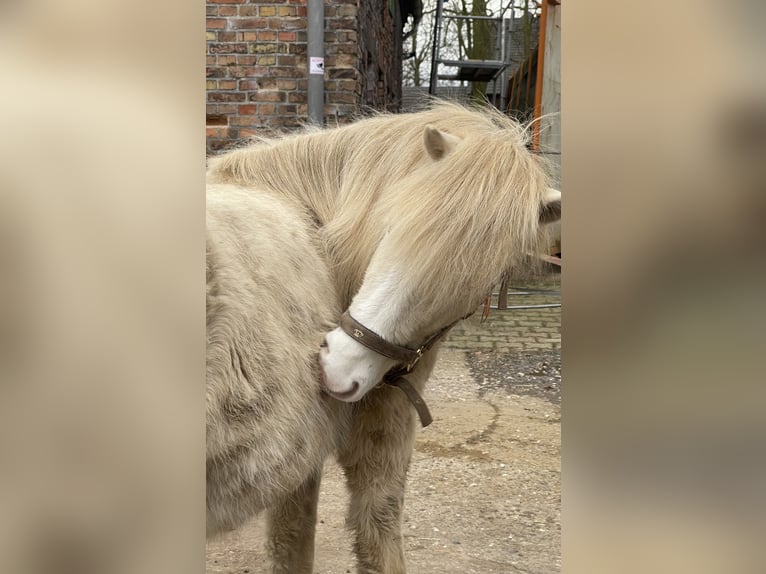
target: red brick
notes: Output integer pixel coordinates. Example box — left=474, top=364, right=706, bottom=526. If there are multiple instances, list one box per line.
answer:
left=278, top=31, right=297, bottom=42
left=230, top=115, right=261, bottom=126
left=229, top=18, right=267, bottom=30
left=267, top=66, right=303, bottom=78
left=208, top=92, right=247, bottom=102
left=207, top=19, right=227, bottom=30
left=325, top=54, right=356, bottom=67
left=217, top=104, right=238, bottom=114
left=277, top=79, right=297, bottom=90
left=208, top=0, right=240, bottom=4
left=335, top=5, right=358, bottom=17
left=219, top=6, right=237, bottom=16
left=226, top=66, right=251, bottom=78
left=238, top=104, right=258, bottom=115
left=327, top=42, right=356, bottom=55
left=327, top=68, right=357, bottom=79
left=251, top=91, right=285, bottom=102
left=216, top=32, right=237, bottom=42
left=257, top=78, right=277, bottom=90
left=238, top=80, right=260, bottom=91
left=206, top=126, right=229, bottom=139
left=327, top=92, right=356, bottom=104
left=257, top=30, right=278, bottom=42
left=328, top=18, right=356, bottom=30
left=277, top=18, right=305, bottom=30
left=219, top=80, right=237, bottom=90
left=335, top=79, right=357, bottom=92
left=258, top=104, right=277, bottom=115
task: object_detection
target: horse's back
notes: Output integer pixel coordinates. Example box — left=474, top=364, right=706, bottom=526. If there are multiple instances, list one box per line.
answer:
left=205, top=183, right=343, bottom=534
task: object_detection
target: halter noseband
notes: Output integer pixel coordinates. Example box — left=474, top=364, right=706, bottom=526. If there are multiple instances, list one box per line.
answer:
left=339, top=311, right=464, bottom=428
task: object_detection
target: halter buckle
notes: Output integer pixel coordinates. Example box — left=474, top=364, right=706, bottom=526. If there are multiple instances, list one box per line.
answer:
left=406, top=348, right=424, bottom=372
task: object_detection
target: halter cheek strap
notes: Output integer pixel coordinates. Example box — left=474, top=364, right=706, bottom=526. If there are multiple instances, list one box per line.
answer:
left=338, top=311, right=465, bottom=428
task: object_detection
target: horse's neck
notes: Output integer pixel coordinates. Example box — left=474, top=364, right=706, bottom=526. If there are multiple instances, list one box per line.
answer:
left=209, top=129, right=392, bottom=308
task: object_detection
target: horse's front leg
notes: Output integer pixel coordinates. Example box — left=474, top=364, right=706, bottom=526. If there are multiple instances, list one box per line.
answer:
left=339, top=386, right=417, bottom=574
left=267, top=469, right=322, bottom=574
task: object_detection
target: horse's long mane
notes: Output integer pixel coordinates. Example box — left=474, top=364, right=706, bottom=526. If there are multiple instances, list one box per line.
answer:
left=207, top=101, right=552, bottom=306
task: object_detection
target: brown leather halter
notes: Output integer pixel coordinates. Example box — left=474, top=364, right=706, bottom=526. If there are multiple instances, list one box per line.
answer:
left=339, top=311, right=465, bottom=428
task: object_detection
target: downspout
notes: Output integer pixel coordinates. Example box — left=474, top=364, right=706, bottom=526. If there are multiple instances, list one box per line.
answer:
left=307, top=0, right=324, bottom=125
left=532, top=0, right=549, bottom=151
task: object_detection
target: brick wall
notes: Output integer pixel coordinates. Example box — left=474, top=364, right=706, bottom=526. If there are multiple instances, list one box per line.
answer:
left=206, top=0, right=405, bottom=154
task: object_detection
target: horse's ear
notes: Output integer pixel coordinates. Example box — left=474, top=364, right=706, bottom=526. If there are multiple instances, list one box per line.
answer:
left=423, top=125, right=461, bottom=160
left=539, top=188, right=561, bottom=224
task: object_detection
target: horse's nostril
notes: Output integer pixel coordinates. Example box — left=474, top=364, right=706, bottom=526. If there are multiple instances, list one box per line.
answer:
left=320, top=337, right=328, bottom=348
left=350, top=381, right=359, bottom=392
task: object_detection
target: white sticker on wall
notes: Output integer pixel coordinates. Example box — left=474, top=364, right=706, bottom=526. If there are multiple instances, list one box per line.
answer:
left=309, top=57, right=325, bottom=75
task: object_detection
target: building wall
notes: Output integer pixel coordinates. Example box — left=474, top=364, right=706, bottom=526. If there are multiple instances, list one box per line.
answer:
left=206, top=0, right=404, bottom=154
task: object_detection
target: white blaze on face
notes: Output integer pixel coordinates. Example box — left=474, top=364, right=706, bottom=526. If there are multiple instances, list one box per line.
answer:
left=319, top=270, right=404, bottom=402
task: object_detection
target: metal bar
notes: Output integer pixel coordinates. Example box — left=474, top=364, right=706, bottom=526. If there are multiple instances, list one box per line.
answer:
left=428, top=0, right=445, bottom=95
left=494, top=304, right=561, bottom=309
left=445, top=15, right=503, bottom=21
left=498, top=290, right=561, bottom=296
left=499, top=18, right=508, bottom=109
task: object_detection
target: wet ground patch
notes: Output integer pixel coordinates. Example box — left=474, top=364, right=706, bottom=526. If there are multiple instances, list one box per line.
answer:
left=466, top=349, right=561, bottom=404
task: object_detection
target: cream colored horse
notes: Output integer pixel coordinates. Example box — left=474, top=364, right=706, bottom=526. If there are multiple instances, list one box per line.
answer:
left=206, top=102, right=561, bottom=574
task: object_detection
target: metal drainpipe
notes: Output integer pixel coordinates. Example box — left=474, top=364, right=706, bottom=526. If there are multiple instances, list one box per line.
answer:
left=307, top=0, right=324, bottom=125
